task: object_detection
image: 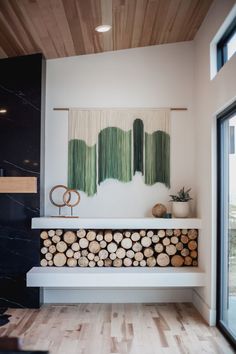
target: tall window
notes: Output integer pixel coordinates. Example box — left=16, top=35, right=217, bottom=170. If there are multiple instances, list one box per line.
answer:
left=217, top=101, right=236, bottom=349
left=217, top=17, right=236, bottom=71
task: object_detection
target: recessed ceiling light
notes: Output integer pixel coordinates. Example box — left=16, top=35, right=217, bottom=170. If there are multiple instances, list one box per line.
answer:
left=0, top=109, right=7, bottom=114
left=95, top=25, right=112, bottom=33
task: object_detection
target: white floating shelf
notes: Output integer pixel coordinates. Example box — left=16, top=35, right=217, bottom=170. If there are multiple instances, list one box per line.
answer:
left=32, top=217, right=202, bottom=230
left=27, top=267, right=205, bottom=288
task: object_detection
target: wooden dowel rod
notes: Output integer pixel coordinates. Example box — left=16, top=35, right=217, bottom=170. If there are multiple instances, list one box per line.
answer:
left=53, top=107, right=187, bottom=111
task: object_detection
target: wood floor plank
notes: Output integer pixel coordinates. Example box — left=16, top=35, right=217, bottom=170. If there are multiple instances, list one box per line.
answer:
left=0, top=303, right=235, bottom=354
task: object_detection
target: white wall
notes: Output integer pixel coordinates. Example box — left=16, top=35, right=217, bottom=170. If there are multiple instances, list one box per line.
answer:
left=193, top=0, right=236, bottom=325
left=43, top=0, right=236, bottom=324
left=45, top=42, right=195, bottom=217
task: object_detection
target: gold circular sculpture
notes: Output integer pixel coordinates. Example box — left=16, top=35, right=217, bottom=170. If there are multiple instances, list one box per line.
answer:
left=63, top=188, right=80, bottom=216
left=49, top=185, right=71, bottom=208
left=63, top=189, right=80, bottom=208
left=49, top=185, right=80, bottom=216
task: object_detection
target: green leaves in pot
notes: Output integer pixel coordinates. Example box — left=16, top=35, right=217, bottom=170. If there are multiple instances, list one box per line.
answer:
left=169, top=187, right=193, bottom=202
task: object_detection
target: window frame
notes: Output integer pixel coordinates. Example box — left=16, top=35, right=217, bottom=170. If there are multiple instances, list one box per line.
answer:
left=217, top=100, right=236, bottom=350
left=217, top=16, right=236, bottom=71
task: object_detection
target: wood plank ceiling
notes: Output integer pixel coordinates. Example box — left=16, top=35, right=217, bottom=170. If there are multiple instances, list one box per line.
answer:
left=0, top=0, right=213, bottom=60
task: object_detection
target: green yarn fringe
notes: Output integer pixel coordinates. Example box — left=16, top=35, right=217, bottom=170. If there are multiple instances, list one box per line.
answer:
left=68, top=122, right=170, bottom=196
left=68, top=139, right=97, bottom=196
left=98, top=127, right=132, bottom=184
left=133, top=119, right=144, bottom=174
left=145, top=131, right=170, bottom=187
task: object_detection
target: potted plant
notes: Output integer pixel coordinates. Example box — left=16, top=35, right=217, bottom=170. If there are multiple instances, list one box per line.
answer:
left=169, top=187, right=192, bottom=218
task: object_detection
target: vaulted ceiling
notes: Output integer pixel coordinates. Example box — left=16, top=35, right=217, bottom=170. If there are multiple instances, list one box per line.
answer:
left=0, top=0, right=213, bottom=60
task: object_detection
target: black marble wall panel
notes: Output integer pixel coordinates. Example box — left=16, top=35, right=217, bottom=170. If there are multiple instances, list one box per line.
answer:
left=0, top=54, right=45, bottom=308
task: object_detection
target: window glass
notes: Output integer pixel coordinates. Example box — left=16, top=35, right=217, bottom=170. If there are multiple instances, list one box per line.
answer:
left=227, top=31, right=236, bottom=60
left=217, top=103, right=236, bottom=349
left=217, top=17, right=236, bottom=71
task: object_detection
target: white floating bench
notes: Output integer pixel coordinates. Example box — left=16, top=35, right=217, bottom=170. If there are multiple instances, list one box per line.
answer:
left=27, top=267, right=205, bottom=304
left=27, top=267, right=205, bottom=288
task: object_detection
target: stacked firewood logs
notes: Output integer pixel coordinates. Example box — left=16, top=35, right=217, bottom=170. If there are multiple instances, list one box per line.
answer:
left=40, top=229, right=198, bottom=267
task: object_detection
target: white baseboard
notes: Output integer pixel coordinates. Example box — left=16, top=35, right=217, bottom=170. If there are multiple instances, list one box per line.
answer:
left=192, top=289, right=216, bottom=326
left=43, top=287, right=193, bottom=304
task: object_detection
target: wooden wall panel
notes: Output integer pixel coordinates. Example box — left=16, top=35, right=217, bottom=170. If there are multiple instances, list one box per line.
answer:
left=0, top=177, right=37, bottom=194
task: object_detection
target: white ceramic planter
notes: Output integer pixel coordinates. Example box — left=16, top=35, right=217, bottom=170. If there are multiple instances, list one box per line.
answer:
left=172, top=201, right=190, bottom=218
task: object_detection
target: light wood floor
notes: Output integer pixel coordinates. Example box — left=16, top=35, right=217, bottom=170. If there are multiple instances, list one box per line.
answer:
left=0, top=303, right=235, bottom=354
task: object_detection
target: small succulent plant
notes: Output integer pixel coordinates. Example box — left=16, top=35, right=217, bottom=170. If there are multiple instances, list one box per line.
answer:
left=169, top=187, right=192, bottom=202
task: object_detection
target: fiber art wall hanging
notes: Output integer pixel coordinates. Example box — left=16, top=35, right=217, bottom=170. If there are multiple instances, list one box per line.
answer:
left=68, top=108, right=170, bottom=196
